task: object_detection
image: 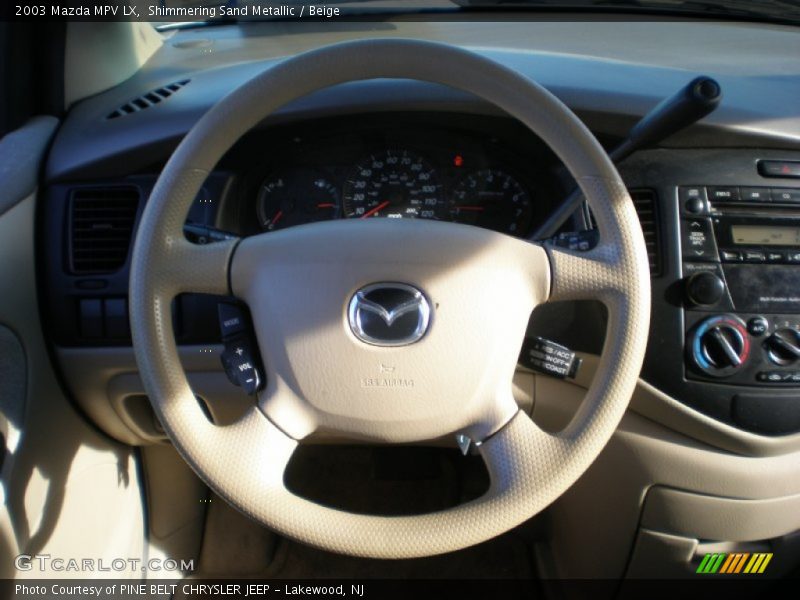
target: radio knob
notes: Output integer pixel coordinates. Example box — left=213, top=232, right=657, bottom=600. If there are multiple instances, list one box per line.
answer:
left=689, top=315, right=750, bottom=377
left=765, top=328, right=800, bottom=366
left=685, top=271, right=725, bottom=306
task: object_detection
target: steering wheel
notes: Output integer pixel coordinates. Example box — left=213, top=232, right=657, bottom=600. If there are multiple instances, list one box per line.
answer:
left=130, top=39, right=650, bottom=559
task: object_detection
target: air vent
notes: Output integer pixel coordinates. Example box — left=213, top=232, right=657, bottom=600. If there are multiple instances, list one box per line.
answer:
left=587, top=188, right=662, bottom=276
left=69, top=187, right=140, bottom=274
left=106, top=80, right=190, bottom=119
left=629, top=188, right=662, bottom=276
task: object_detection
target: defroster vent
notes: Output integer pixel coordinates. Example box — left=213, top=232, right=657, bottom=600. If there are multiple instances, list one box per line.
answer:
left=69, top=187, right=140, bottom=274
left=106, top=80, right=190, bottom=119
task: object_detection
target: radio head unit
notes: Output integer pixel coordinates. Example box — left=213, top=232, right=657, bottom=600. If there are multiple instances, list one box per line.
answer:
left=679, top=185, right=800, bottom=388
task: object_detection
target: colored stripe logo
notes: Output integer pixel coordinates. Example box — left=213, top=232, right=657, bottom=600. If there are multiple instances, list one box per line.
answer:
left=696, top=552, right=773, bottom=574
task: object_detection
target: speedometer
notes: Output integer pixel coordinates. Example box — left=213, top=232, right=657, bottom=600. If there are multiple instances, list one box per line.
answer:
left=342, top=150, right=446, bottom=220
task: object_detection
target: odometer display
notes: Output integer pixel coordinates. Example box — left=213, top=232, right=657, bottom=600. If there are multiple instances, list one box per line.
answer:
left=342, top=150, right=445, bottom=220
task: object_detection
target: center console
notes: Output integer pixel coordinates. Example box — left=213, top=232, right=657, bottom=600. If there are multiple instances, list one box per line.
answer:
left=619, top=151, right=800, bottom=437
left=679, top=183, right=800, bottom=386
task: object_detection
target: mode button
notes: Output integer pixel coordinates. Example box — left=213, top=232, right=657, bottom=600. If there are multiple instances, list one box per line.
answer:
left=707, top=186, right=740, bottom=202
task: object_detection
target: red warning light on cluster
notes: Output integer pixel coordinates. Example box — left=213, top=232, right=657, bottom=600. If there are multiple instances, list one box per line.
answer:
left=453, top=155, right=464, bottom=168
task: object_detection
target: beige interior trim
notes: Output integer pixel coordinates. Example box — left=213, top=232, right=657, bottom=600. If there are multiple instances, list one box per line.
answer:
left=140, top=445, right=206, bottom=579
left=546, top=352, right=800, bottom=456
left=641, top=486, right=800, bottom=543
left=0, top=195, right=145, bottom=579
left=65, top=23, right=163, bottom=107
left=533, top=372, right=800, bottom=578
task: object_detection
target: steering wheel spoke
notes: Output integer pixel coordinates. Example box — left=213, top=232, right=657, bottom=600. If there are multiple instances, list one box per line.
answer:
left=166, top=237, right=239, bottom=296
left=480, top=411, right=569, bottom=495
left=546, top=244, right=625, bottom=302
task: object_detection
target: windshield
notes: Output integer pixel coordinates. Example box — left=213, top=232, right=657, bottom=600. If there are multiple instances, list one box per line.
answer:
left=153, top=0, right=800, bottom=26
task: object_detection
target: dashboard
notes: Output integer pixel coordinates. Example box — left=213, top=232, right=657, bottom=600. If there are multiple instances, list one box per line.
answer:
left=222, top=116, right=566, bottom=239
left=37, top=20, right=800, bottom=450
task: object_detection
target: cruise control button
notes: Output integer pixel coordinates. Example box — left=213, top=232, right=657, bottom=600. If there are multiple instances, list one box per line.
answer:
left=707, top=186, right=740, bottom=202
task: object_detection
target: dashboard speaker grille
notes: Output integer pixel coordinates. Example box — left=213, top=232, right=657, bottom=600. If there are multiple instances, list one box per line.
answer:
left=106, top=80, right=190, bottom=119
left=587, top=188, right=662, bottom=276
left=69, top=187, right=140, bottom=274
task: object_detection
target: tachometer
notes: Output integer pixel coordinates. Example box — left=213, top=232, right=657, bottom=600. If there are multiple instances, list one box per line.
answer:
left=450, top=169, right=533, bottom=236
left=342, top=150, right=445, bottom=220
left=257, top=169, right=340, bottom=231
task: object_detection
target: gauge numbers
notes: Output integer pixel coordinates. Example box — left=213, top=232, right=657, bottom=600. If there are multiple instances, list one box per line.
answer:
left=257, top=169, right=340, bottom=231
left=450, top=169, right=533, bottom=235
left=342, top=150, right=446, bottom=220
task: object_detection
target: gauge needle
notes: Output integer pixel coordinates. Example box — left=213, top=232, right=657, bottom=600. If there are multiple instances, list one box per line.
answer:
left=270, top=210, right=283, bottom=226
left=455, top=206, right=485, bottom=211
left=317, top=203, right=336, bottom=209
left=361, top=200, right=390, bottom=219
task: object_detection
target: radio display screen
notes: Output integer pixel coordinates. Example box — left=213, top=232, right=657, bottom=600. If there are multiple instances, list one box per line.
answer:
left=731, top=225, right=800, bottom=246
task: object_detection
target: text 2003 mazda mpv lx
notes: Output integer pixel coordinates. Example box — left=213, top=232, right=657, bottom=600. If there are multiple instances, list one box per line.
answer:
left=1, top=0, right=800, bottom=594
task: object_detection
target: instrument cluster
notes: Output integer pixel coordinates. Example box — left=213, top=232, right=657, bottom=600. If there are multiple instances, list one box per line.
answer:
left=253, top=139, right=544, bottom=238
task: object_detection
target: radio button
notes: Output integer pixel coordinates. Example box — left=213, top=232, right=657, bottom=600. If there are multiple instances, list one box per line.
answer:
left=720, top=250, right=742, bottom=262
left=681, top=218, right=718, bottom=262
left=685, top=271, right=726, bottom=307
left=708, top=186, right=740, bottom=202
left=770, top=188, right=800, bottom=203
left=685, top=197, right=706, bottom=214
left=744, top=251, right=767, bottom=262
left=787, top=252, right=800, bottom=263
left=740, top=187, right=771, bottom=202
left=747, top=316, right=769, bottom=337
left=679, top=187, right=708, bottom=214
left=767, top=251, right=785, bottom=263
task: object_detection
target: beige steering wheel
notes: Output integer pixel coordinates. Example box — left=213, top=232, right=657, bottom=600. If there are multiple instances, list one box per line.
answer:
left=130, top=39, right=650, bottom=559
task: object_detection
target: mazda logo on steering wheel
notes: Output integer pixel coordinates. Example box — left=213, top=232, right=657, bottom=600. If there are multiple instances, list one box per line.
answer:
left=348, top=283, right=431, bottom=347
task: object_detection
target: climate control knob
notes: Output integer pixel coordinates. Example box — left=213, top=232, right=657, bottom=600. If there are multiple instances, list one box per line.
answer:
left=764, top=328, right=800, bottom=366
left=689, top=315, right=750, bottom=377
